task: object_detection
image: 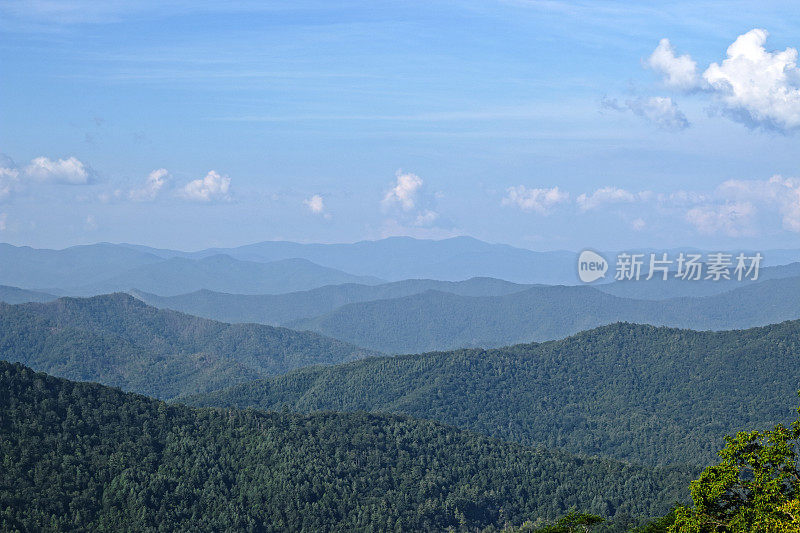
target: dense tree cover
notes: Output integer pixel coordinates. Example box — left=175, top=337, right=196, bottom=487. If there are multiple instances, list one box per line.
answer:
left=0, top=362, right=690, bottom=531
left=669, top=393, right=800, bottom=532
left=0, top=294, right=375, bottom=400
left=185, top=321, right=800, bottom=466
left=287, top=277, right=800, bottom=353
left=133, top=277, right=532, bottom=326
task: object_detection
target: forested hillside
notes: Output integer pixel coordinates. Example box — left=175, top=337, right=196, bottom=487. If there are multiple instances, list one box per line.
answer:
left=0, top=362, right=690, bottom=531
left=288, top=277, right=800, bottom=353
left=0, top=294, right=374, bottom=399
left=132, top=277, right=533, bottom=325
left=185, top=320, right=800, bottom=467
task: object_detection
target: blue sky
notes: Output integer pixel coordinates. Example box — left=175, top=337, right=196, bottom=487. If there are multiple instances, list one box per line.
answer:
left=2, top=0, right=800, bottom=251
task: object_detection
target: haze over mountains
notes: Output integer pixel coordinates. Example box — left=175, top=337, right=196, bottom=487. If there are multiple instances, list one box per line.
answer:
left=5, top=238, right=799, bottom=295
left=287, top=274, right=800, bottom=353
left=2, top=236, right=800, bottom=529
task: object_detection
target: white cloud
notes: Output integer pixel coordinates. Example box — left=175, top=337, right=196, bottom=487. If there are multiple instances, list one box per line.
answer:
left=646, top=29, right=800, bottom=132
left=0, top=213, right=6, bottom=231
left=0, top=166, right=20, bottom=201
left=577, top=187, right=652, bottom=211
left=685, top=202, right=756, bottom=236
left=180, top=170, right=231, bottom=202
left=717, top=175, right=800, bottom=232
left=631, top=218, right=646, bottom=231
left=129, top=168, right=168, bottom=201
left=603, top=96, right=690, bottom=130
left=381, top=170, right=443, bottom=230
left=647, top=38, right=700, bottom=90
left=304, top=194, right=325, bottom=213
left=413, top=209, right=439, bottom=227
left=628, top=97, right=690, bottom=130
left=702, top=29, right=800, bottom=131
left=502, top=185, right=569, bottom=214
left=383, top=171, right=423, bottom=211
left=25, top=156, right=92, bottom=184
left=303, top=194, right=331, bottom=219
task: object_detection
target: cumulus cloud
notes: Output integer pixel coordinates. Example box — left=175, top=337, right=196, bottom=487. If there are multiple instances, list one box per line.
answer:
left=413, top=209, right=439, bottom=227
left=180, top=170, right=231, bottom=202
left=646, top=38, right=700, bottom=90
left=129, top=168, right=168, bottom=201
left=304, top=194, right=325, bottom=213
left=717, top=175, right=800, bottom=232
left=381, top=170, right=443, bottom=230
left=25, top=156, right=92, bottom=184
left=602, top=96, right=690, bottom=130
left=577, top=187, right=652, bottom=211
left=502, top=185, right=569, bottom=214
left=0, top=166, right=20, bottom=201
left=303, top=194, right=331, bottom=219
left=383, top=171, right=423, bottom=211
left=645, top=29, right=800, bottom=132
left=703, top=29, right=800, bottom=131
left=685, top=202, right=756, bottom=236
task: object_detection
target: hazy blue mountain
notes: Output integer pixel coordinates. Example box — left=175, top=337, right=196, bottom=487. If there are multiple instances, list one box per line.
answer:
left=124, top=236, right=580, bottom=284
left=0, top=293, right=375, bottom=399
left=125, top=237, right=800, bottom=284
left=185, top=320, right=800, bottom=467
left=0, top=285, right=57, bottom=304
left=596, top=261, right=800, bottom=300
left=288, top=276, right=800, bottom=353
left=5, top=239, right=800, bottom=293
left=132, top=277, right=534, bottom=325
left=71, top=255, right=384, bottom=296
left=0, top=242, right=163, bottom=290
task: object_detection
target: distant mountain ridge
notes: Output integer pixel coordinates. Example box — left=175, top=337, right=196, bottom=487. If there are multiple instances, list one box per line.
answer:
left=0, top=293, right=375, bottom=399
left=131, top=277, right=535, bottom=325
left=3, top=238, right=800, bottom=293
left=0, top=242, right=383, bottom=296
left=286, top=275, right=800, bottom=353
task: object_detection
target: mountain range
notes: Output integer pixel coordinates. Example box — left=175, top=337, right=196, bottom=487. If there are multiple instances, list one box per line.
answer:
left=287, top=275, right=800, bottom=353
left=0, top=293, right=375, bottom=399
left=0, top=361, right=690, bottom=530
left=184, top=319, right=800, bottom=467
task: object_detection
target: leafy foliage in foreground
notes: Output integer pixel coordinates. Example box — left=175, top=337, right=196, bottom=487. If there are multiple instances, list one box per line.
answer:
left=0, top=293, right=374, bottom=399
left=0, top=361, right=688, bottom=532
left=185, top=321, right=800, bottom=467
left=670, top=393, right=800, bottom=532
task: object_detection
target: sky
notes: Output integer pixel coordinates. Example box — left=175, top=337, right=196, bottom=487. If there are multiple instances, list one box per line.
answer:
left=1, top=0, right=800, bottom=251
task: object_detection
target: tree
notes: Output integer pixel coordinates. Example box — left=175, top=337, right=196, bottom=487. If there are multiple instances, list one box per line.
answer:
left=670, top=392, right=800, bottom=532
